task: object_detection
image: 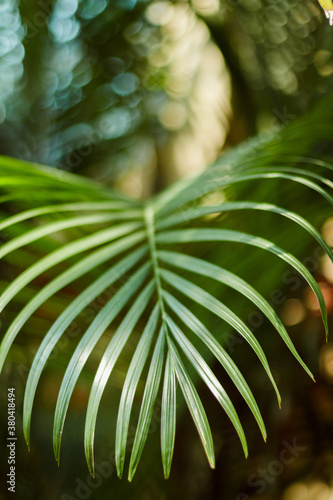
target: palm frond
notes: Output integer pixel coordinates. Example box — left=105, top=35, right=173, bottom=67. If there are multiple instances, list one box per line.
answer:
left=0, top=110, right=332, bottom=479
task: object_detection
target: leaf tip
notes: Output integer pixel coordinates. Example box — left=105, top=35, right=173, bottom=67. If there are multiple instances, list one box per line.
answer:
left=323, top=315, right=329, bottom=340
left=277, top=390, right=282, bottom=406
left=128, top=460, right=136, bottom=482
left=308, top=369, right=316, bottom=382
left=163, top=462, right=172, bottom=479
left=54, top=448, right=60, bottom=465
left=116, top=464, right=123, bottom=479
left=242, top=439, right=249, bottom=458
left=53, top=429, right=63, bottom=465
left=87, top=460, right=95, bottom=478
left=261, top=428, right=267, bottom=442
left=24, top=430, right=30, bottom=451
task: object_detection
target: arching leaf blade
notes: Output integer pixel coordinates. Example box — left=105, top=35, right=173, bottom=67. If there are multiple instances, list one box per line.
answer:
left=115, top=305, right=160, bottom=478
left=163, top=291, right=266, bottom=440
left=53, top=264, right=152, bottom=464
left=159, top=250, right=313, bottom=379
left=160, top=351, right=177, bottom=479
left=157, top=228, right=329, bottom=337
left=153, top=170, right=332, bottom=219
left=0, top=154, right=135, bottom=202
left=168, top=336, right=215, bottom=470
left=128, top=325, right=166, bottom=481
left=0, top=222, right=142, bottom=314
left=246, top=166, right=333, bottom=190
left=230, top=172, right=333, bottom=205
left=23, top=248, right=147, bottom=448
left=0, top=213, right=142, bottom=259
left=161, top=268, right=281, bottom=405
left=156, top=203, right=333, bottom=262
left=0, top=202, right=140, bottom=231
left=166, top=315, right=248, bottom=456
left=0, top=232, right=146, bottom=374
left=85, top=281, right=155, bottom=476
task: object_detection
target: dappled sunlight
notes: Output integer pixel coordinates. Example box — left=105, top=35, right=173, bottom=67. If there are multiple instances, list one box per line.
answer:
left=0, top=0, right=232, bottom=195
left=284, top=481, right=333, bottom=500
left=143, top=0, right=231, bottom=184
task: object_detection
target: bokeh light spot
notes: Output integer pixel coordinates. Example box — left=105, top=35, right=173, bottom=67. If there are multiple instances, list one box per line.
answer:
left=98, top=108, right=132, bottom=139
left=281, top=298, right=306, bottom=326
left=111, top=72, right=139, bottom=96
left=79, top=0, right=107, bottom=19
left=320, top=344, right=333, bottom=383
left=146, top=1, right=175, bottom=26
left=158, top=101, right=187, bottom=130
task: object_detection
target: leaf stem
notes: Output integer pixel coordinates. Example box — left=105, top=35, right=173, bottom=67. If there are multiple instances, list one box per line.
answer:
left=144, top=205, right=166, bottom=321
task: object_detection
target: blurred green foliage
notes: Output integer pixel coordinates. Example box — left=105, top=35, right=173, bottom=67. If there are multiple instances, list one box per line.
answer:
left=1, top=0, right=333, bottom=191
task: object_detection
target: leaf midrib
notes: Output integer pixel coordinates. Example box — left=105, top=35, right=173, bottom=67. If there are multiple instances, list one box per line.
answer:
left=144, top=204, right=166, bottom=321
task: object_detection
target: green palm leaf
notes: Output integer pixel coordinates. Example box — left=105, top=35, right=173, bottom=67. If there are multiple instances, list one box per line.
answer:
left=153, top=168, right=333, bottom=219
left=128, top=325, right=166, bottom=481
left=163, top=291, right=265, bottom=439
left=160, top=351, right=177, bottom=479
left=83, top=283, right=155, bottom=474
left=0, top=232, right=146, bottom=373
left=167, top=335, right=216, bottom=470
left=0, top=203, right=142, bottom=232
left=166, top=315, right=248, bottom=456
left=0, top=212, right=142, bottom=259
left=0, top=222, right=142, bottom=314
left=53, top=264, right=152, bottom=463
left=114, top=304, right=160, bottom=478
left=159, top=251, right=313, bottom=377
left=23, top=246, right=148, bottom=447
left=157, top=229, right=329, bottom=336
left=0, top=108, right=332, bottom=480
left=161, top=268, right=281, bottom=403
left=156, top=203, right=333, bottom=260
